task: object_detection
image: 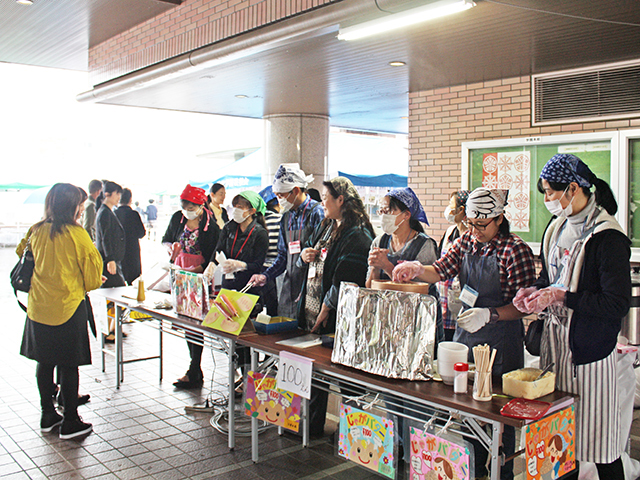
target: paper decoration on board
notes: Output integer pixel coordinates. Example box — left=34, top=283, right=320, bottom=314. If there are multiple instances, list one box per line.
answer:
left=201, top=288, right=258, bottom=335
left=244, top=371, right=302, bottom=432
left=338, top=403, right=395, bottom=479
left=172, top=270, right=210, bottom=319
left=525, top=405, right=576, bottom=480
left=482, top=151, right=531, bottom=231
left=408, top=425, right=472, bottom=480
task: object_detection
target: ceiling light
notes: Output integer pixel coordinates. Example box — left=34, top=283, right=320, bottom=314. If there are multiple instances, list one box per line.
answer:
left=337, top=0, right=475, bottom=41
left=235, top=94, right=249, bottom=99
left=16, top=0, right=34, bottom=4
left=389, top=61, right=406, bottom=67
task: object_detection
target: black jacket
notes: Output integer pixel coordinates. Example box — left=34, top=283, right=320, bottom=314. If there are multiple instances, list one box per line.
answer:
left=162, top=209, right=219, bottom=271
left=115, top=205, right=146, bottom=284
left=96, top=204, right=125, bottom=264
left=535, top=223, right=631, bottom=365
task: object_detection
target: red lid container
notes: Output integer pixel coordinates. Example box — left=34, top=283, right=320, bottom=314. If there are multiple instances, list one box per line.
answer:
left=454, top=362, right=469, bottom=372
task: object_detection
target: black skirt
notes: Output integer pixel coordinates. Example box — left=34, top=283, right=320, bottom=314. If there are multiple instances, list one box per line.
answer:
left=20, top=299, right=91, bottom=366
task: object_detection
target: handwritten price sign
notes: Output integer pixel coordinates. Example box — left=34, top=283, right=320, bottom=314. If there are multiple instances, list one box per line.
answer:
left=277, top=351, right=314, bottom=399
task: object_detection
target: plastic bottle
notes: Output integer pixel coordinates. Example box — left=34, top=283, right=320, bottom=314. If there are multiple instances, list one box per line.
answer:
left=453, top=362, right=468, bottom=394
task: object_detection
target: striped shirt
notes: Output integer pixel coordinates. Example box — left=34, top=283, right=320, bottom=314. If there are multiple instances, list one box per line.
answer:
left=263, top=210, right=282, bottom=267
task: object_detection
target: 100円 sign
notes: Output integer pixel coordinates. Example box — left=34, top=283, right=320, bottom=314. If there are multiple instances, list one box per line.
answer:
left=277, top=350, right=314, bottom=399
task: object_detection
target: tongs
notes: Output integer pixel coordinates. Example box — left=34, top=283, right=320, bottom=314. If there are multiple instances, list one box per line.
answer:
left=534, top=362, right=554, bottom=381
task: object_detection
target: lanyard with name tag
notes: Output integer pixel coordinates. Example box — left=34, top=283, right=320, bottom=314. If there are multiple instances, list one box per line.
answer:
left=459, top=284, right=479, bottom=307
left=289, top=240, right=301, bottom=254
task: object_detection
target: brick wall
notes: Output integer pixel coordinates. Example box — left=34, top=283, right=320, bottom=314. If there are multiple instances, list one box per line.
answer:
left=409, top=75, right=640, bottom=241
left=89, top=0, right=336, bottom=85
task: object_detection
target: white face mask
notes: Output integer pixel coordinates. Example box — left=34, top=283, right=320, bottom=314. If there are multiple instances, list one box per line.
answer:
left=544, top=187, right=574, bottom=218
left=278, top=191, right=295, bottom=213
left=380, top=213, right=405, bottom=235
left=444, top=206, right=457, bottom=224
left=232, top=207, right=249, bottom=224
left=182, top=208, right=200, bottom=221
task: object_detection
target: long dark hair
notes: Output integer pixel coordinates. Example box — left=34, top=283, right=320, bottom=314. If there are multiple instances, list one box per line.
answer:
left=322, top=180, right=374, bottom=240
left=536, top=177, right=618, bottom=215
left=96, top=180, right=123, bottom=209
left=232, top=195, right=267, bottom=229
left=34, top=183, right=84, bottom=239
left=387, top=195, right=424, bottom=233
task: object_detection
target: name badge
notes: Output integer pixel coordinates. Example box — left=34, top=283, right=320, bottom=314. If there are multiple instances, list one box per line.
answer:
left=307, top=264, right=317, bottom=279
left=320, top=247, right=328, bottom=261
left=225, top=272, right=235, bottom=280
left=459, top=284, right=479, bottom=308
left=289, top=240, right=301, bottom=254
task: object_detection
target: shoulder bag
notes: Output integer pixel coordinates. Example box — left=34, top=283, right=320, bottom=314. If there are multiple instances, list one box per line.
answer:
left=10, top=234, right=35, bottom=311
left=524, top=317, right=544, bottom=356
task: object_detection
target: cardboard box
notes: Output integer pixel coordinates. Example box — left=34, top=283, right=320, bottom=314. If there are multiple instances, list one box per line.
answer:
left=253, top=316, right=298, bottom=334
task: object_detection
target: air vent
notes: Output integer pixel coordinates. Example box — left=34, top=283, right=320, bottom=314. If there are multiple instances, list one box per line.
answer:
left=533, top=60, right=640, bottom=125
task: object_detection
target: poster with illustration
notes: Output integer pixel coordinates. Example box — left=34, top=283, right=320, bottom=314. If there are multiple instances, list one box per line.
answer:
left=172, top=270, right=209, bottom=319
left=337, top=403, right=396, bottom=479
left=244, top=371, right=301, bottom=432
left=482, top=151, right=531, bottom=231
left=201, top=288, right=258, bottom=335
left=407, top=425, right=472, bottom=480
left=525, top=405, right=576, bottom=480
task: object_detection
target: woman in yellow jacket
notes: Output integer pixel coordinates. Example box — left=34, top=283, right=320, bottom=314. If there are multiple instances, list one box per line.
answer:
left=18, top=183, right=103, bottom=440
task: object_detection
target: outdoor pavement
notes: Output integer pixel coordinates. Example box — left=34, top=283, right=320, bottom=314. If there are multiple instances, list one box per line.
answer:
left=1, top=244, right=639, bottom=479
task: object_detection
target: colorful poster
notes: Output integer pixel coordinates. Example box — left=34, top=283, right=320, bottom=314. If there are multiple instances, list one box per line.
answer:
left=337, top=403, right=395, bottom=479
left=525, top=406, right=576, bottom=480
left=408, top=426, right=472, bottom=480
left=201, top=288, right=258, bottom=335
left=482, top=151, right=531, bottom=231
left=172, top=270, right=209, bottom=319
left=244, top=371, right=302, bottom=432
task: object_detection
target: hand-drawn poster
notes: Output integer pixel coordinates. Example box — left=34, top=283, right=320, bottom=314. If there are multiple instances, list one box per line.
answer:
left=525, top=405, right=576, bottom=480
left=338, top=403, right=395, bottom=479
left=244, top=371, right=302, bottom=432
left=201, top=288, right=258, bottom=335
left=172, top=270, right=209, bottom=319
left=482, top=151, right=531, bottom=231
left=408, top=425, right=472, bottom=480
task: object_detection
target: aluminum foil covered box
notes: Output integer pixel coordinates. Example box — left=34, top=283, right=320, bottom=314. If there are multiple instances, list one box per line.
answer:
left=332, top=282, right=437, bottom=381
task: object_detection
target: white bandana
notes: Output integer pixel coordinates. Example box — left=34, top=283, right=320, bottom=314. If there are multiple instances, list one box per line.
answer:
left=465, top=188, right=508, bottom=219
left=272, top=164, right=314, bottom=193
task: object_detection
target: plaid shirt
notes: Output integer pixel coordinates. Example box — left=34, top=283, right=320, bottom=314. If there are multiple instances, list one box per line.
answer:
left=433, top=230, right=536, bottom=305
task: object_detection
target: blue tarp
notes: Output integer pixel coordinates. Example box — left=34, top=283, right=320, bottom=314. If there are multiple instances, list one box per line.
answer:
left=337, top=172, right=407, bottom=188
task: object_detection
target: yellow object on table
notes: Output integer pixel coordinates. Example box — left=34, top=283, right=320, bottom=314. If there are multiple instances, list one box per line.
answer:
left=502, top=367, right=556, bottom=400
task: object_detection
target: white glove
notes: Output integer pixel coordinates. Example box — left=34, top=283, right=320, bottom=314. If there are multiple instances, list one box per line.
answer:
left=249, top=273, right=267, bottom=287
left=523, top=287, right=566, bottom=314
left=456, top=308, right=490, bottom=333
left=203, top=262, right=216, bottom=281
left=391, top=260, right=424, bottom=283
left=221, top=259, right=247, bottom=274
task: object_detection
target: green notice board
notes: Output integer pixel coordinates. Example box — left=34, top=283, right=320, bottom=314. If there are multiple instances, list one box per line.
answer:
left=629, top=139, right=640, bottom=247
left=468, top=142, right=611, bottom=243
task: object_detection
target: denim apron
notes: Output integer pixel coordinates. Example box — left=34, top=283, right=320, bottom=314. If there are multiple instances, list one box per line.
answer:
left=454, top=252, right=524, bottom=376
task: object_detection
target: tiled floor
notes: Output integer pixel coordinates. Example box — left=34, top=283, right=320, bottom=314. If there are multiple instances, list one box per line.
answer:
left=1, top=245, right=639, bottom=479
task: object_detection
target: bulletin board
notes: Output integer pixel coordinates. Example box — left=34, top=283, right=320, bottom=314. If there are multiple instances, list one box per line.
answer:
left=463, top=133, right=615, bottom=244
left=627, top=138, right=640, bottom=248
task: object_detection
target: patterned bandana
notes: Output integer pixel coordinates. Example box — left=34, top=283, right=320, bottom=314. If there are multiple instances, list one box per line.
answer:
left=387, top=187, right=429, bottom=225
left=180, top=184, right=207, bottom=205
left=272, top=164, right=314, bottom=193
left=539, top=153, right=594, bottom=188
left=258, top=185, right=276, bottom=204
left=466, top=188, right=509, bottom=219
left=239, top=190, right=266, bottom=215
left=329, top=176, right=360, bottom=202
left=455, top=190, right=471, bottom=207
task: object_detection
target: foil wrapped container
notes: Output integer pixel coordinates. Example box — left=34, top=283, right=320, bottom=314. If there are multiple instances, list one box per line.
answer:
left=331, top=282, right=437, bottom=381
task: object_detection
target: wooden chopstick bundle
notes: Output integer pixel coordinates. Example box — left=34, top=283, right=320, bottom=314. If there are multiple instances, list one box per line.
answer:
left=472, top=344, right=495, bottom=399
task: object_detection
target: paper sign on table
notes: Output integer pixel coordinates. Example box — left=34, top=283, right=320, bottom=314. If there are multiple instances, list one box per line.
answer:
left=525, top=405, right=576, bottom=480
left=202, top=288, right=258, bottom=335
left=408, top=425, right=472, bottom=480
left=244, top=371, right=301, bottom=432
left=89, top=293, right=109, bottom=336
left=277, top=350, right=313, bottom=399
left=338, top=403, right=395, bottom=479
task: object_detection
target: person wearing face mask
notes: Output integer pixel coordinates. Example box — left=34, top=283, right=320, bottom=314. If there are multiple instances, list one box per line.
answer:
left=513, top=154, right=630, bottom=480
left=248, top=164, right=325, bottom=320
left=162, top=185, right=218, bottom=389
left=392, top=187, right=536, bottom=480
left=438, top=190, right=470, bottom=341
left=365, top=187, right=443, bottom=343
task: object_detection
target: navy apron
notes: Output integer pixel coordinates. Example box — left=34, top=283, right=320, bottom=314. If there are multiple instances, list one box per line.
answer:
left=379, top=233, right=444, bottom=345
left=454, top=252, right=524, bottom=376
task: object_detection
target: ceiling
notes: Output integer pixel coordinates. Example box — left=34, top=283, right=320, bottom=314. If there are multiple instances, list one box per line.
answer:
left=3, top=0, right=640, bottom=133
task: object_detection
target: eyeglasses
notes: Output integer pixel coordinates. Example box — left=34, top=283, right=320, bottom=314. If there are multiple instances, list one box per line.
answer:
left=462, top=218, right=495, bottom=231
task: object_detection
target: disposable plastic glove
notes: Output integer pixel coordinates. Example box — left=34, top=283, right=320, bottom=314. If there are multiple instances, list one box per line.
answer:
left=391, top=260, right=424, bottom=283
left=523, top=287, right=566, bottom=314
left=221, top=259, right=247, bottom=274
left=203, top=262, right=216, bottom=282
left=249, top=274, right=267, bottom=287
left=512, top=286, right=538, bottom=313
left=456, top=308, right=490, bottom=333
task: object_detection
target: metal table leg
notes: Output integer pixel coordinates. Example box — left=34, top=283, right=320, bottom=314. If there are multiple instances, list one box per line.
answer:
left=116, top=305, right=124, bottom=388
left=228, top=339, right=236, bottom=450
left=251, top=347, right=259, bottom=462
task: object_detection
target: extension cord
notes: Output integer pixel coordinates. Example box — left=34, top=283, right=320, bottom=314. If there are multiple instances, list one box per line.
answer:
left=185, top=405, right=215, bottom=413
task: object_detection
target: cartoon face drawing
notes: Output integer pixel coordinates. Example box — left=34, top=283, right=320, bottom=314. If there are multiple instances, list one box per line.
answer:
left=348, top=437, right=384, bottom=468
left=434, top=457, right=454, bottom=480
left=256, top=400, right=286, bottom=426
left=547, top=439, right=561, bottom=463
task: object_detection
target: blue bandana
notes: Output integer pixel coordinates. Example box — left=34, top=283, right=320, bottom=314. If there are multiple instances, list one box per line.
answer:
left=387, top=187, right=429, bottom=225
left=259, top=185, right=276, bottom=204
left=540, top=154, right=594, bottom=188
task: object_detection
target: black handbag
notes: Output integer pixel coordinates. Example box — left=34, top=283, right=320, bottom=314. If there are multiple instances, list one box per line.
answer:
left=10, top=236, right=34, bottom=311
left=524, top=318, right=544, bottom=356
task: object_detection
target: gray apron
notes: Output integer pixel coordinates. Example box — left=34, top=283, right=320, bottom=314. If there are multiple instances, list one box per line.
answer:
left=278, top=204, right=318, bottom=319
left=454, top=252, right=524, bottom=375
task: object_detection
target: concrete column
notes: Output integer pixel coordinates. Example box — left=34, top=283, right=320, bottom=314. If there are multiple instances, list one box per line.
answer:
left=263, top=114, right=329, bottom=190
